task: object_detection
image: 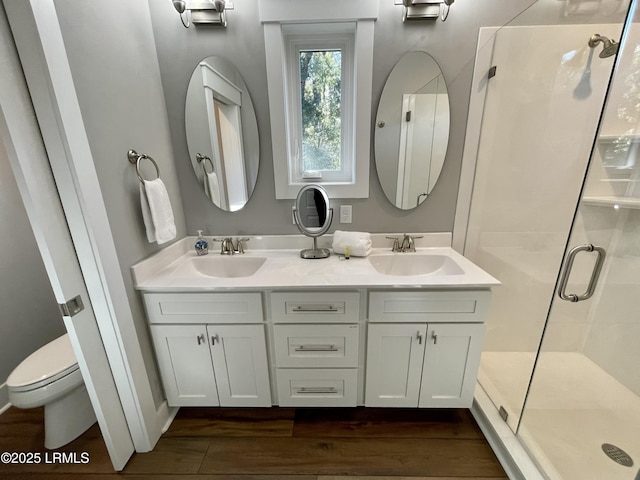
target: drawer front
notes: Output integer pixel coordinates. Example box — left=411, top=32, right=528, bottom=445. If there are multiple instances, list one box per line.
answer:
left=276, top=368, right=357, bottom=407
left=270, top=291, right=360, bottom=323
left=144, top=292, right=263, bottom=324
left=274, top=324, right=359, bottom=367
left=368, top=290, right=490, bottom=323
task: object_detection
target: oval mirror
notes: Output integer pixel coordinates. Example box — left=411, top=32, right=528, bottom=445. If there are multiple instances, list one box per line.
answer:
left=293, top=184, right=333, bottom=259
left=185, top=56, right=259, bottom=211
left=375, top=51, right=450, bottom=210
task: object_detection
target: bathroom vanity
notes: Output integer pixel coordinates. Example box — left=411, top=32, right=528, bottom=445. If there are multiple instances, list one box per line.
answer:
left=132, top=234, right=498, bottom=409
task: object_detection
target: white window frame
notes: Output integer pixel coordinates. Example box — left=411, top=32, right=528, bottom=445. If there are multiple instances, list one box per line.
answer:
left=285, top=28, right=355, bottom=185
left=261, top=0, right=376, bottom=199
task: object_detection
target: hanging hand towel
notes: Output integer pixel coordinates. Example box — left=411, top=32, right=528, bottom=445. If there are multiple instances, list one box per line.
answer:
left=332, top=230, right=372, bottom=257
left=140, top=179, right=176, bottom=245
left=203, top=171, right=221, bottom=206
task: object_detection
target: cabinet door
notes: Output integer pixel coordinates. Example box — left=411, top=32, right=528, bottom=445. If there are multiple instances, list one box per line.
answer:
left=419, top=323, right=486, bottom=408
left=207, top=324, right=272, bottom=407
left=365, top=323, right=426, bottom=407
left=151, top=325, right=219, bottom=407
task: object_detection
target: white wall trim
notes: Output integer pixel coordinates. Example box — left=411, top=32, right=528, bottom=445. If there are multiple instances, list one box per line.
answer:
left=452, top=27, right=498, bottom=253
left=4, top=0, right=167, bottom=453
left=0, top=383, right=8, bottom=415
left=263, top=15, right=374, bottom=199
left=258, top=0, right=378, bottom=23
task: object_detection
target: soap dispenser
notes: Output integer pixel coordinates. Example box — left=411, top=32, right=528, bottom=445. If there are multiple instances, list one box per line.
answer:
left=194, top=230, right=209, bottom=256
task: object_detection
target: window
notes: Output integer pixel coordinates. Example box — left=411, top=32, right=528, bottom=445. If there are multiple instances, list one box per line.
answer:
left=261, top=0, right=376, bottom=199
left=285, top=28, right=355, bottom=185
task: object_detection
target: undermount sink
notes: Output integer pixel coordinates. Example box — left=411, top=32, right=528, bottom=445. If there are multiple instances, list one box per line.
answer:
left=368, top=254, right=465, bottom=276
left=182, top=256, right=267, bottom=278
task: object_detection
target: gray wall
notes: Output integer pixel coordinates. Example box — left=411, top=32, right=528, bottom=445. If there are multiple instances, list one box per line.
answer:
left=0, top=4, right=65, bottom=402
left=148, top=0, right=539, bottom=237
left=53, top=0, right=187, bottom=407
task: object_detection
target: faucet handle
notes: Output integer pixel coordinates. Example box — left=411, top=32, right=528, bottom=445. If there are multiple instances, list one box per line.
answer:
left=234, top=237, right=250, bottom=254
left=386, top=236, right=401, bottom=252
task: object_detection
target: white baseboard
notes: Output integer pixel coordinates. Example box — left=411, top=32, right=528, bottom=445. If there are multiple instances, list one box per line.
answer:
left=0, top=383, right=10, bottom=415
left=471, top=384, right=547, bottom=480
left=160, top=405, right=179, bottom=434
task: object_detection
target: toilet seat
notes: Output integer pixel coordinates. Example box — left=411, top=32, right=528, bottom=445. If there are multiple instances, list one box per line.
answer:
left=7, top=333, right=79, bottom=391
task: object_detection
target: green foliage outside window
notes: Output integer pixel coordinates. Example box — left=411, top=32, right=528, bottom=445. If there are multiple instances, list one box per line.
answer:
left=299, top=50, right=342, bottom=172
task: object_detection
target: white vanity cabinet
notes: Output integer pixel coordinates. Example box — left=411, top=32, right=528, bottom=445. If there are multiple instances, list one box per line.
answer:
left=269, top=291, right=361, bottom=407
left=365, top=290, right=490, bottom=408
left=144, top=293, right=271, bottom=407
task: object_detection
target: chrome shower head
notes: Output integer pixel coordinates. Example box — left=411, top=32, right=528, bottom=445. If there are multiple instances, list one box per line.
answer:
left=588, top=34, right=619, bottom=58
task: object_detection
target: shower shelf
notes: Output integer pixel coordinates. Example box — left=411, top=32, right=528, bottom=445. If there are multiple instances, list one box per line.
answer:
left=582, top=196, right=640, bottom=209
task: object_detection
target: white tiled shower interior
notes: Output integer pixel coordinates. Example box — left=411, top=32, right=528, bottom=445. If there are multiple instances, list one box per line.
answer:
left=464, top=19, right=640, bottom=480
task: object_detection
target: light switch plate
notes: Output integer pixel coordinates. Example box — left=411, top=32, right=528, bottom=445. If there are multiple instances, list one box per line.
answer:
left=340, top=205, right=353, bottom=224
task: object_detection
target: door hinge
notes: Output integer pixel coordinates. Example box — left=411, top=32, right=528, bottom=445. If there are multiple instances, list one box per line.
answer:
left=499, top=405, right=509, bottom=422
left=59, top=295, right=84, bottom=317
left=488, top=65, right=497, bottom=79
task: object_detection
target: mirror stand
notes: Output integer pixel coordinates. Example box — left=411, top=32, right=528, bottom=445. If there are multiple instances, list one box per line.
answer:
left=299, top=221, right=333, bottom=259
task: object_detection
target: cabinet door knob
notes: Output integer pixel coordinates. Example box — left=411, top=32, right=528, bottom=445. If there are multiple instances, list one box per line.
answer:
left=416, top=331, right=423, bottom=345
left=211, top=334, right=219, bottom=345
left=432, top=332, right=438, bottom=345
left=197, top=334, right=205, bottom=345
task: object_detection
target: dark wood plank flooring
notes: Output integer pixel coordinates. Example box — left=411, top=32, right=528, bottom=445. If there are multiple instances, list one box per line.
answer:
left=0, top=406, right=507, bottom=479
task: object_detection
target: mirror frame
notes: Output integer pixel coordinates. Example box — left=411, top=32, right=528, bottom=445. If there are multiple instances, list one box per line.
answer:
left=374, top=51, right=450, bottom=210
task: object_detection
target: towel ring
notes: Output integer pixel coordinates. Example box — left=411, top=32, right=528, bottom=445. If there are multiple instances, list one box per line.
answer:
left=196, top=153, right=214, bottom=175
left=128, top=149, right=160, bottom=183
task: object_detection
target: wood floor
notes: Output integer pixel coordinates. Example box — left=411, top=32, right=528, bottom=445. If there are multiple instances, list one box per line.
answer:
left=0, top=406, right=507, bottom=479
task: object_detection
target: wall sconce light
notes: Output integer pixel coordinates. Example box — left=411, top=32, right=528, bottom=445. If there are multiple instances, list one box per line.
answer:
left=401, top=0, right=454, bottom=22
left=173, top=0, right=228, bottom=28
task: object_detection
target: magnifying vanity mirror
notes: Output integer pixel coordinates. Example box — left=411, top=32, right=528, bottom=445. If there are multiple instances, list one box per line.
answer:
left=375, top=51, right=450, bottom=210
left=185, top=55, right=259, bottom=211
left=293, top=185, right=333, bottom=259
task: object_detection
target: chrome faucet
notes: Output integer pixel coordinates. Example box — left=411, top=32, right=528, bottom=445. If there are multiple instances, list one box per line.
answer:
left=387, top=234, right=423, bottom=253
left=213, top=237, right=235, bottom=255
left=400, top=234, right=416, bottom=253
left=213, top=237, right=250, bottom=254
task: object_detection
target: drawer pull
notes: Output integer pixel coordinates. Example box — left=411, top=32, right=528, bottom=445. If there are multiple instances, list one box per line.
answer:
left=294, top=344, right=339, bottom=352
left=297, top=387, right=338, bottom=394
left=293, top=304, right=338, bottom=313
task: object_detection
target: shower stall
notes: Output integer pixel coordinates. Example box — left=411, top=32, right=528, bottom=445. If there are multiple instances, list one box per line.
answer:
left=459, top=0, right=640, bottom=478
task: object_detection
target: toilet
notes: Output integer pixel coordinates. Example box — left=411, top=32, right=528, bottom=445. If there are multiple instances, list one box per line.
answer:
left=7, top=334, right=97, bottom=449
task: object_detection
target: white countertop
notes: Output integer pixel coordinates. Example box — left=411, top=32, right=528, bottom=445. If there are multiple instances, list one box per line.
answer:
left=131, top=234, right=499, bottom=292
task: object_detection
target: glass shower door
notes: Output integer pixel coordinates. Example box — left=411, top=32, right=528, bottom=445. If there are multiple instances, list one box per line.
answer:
left=518, top=6, right=640, bottom=479
left=464, top=10, right=627, bottom=432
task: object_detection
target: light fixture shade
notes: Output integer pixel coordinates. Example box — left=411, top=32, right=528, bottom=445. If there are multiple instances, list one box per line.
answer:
left=172, top=0, right=186, bottom=14
left=401, top=0, right=453, bottom=22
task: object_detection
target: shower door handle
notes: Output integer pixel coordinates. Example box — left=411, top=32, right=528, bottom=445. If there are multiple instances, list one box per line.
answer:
left=557, top=244, right=606, bottom=302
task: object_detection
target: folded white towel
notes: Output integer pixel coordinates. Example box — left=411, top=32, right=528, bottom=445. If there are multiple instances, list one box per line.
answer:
left=140, top=179, right=176, bottom=245
left=332, top=230, right=372, bottom=257
left=203, top=171, right=221, bottom=206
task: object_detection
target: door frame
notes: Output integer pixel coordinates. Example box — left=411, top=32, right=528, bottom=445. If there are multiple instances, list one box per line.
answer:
left=0, top=1, right=135, bottom=469
left=2, top=0, right=169, bottom=460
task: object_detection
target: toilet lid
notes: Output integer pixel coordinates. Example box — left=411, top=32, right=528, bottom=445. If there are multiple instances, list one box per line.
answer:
left=7, top=333, right=79, bottom=388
